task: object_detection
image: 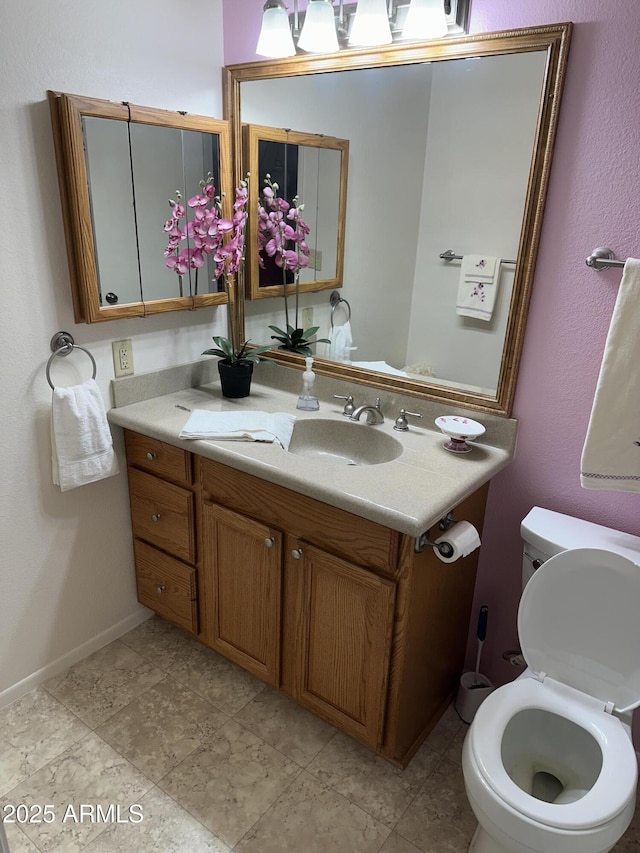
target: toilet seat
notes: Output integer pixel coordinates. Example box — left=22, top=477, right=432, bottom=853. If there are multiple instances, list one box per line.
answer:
left=468, top=676, right=638, bottom=831
left=518, top=547, right=640, bottom=714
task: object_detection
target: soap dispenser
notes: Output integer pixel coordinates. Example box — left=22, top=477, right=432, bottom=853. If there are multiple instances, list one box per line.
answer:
left=296, top=357, right=320, bottom=411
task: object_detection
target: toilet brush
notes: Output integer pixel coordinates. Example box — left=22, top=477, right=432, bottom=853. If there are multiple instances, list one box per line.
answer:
left=455, top=604, right=494, bottom=723
left=471, top=605, right=488, bottom=688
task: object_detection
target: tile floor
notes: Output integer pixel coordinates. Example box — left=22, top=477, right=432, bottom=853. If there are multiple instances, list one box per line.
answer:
left=1, top=616, right=638, bottom=853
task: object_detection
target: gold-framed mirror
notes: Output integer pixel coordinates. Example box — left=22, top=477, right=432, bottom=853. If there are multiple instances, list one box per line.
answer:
left=243, top=123, right=349, bottom=300
left=49, top=92, right=232, bottom=323
left=224, top=23, right=572, bottom=417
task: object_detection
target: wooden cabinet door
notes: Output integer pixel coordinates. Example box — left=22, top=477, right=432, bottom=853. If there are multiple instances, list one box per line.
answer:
left=202, top=502, right=282, bottom=687
left=292, top=541, right=396, bottom=750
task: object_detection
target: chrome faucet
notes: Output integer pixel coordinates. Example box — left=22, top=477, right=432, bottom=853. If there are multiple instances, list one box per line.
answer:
left=350, top=397, right=384, bottom=425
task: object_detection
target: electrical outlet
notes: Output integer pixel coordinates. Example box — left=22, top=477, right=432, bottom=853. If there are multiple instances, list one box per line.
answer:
left=301, top=307, right=314, bottom=329
left=308, top=248, right=323, bottom=271
left=112, top=339, right=134, bottom=377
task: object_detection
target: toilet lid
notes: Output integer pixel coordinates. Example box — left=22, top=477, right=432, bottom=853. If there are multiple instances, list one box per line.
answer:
left=518, top=547, right=640, bottom=713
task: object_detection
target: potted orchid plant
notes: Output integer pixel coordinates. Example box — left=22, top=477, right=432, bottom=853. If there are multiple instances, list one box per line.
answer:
left=163, top=174, right=270, bottom=398
left=258, top=175, right=330, bottom=356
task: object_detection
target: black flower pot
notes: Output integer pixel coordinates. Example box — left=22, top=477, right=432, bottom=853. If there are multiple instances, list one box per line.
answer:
left=217, top=360, right=253, bottom=399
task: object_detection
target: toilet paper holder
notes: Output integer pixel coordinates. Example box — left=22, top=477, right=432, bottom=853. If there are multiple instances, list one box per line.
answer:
left=415, top=511, right=458, bottom=555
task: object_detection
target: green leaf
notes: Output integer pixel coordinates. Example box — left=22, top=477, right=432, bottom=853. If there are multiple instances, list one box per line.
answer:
left=211, top=336, right=235, bottom=361
left=268, top=325, right=287, bottom=337
left=202, top=347, right=226, bottom=359
left=302, top=325, right=320, bottom=338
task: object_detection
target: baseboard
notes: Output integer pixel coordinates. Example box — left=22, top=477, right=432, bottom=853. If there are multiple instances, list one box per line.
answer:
left=0, top=610, right=152, bottom=710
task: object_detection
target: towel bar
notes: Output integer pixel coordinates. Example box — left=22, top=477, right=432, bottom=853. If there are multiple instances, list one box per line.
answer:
left=439, top=249, right=517, bottom=265
left=329, top=290, right=352, bottom=327
left=46, top=331, right=97, bottom=390
left=585, top=247, right=627, bottom=271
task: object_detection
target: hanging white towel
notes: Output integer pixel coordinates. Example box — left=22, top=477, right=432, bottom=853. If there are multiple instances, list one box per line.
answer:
left=456, top=254, right=502, bottom=321
left=581, top=258, right=640, bottom=492
left=51, top=379, right=119, bottom=491
left=179, top=410, right=296, bottom=450
left=328, top=320, right=353, bottom=360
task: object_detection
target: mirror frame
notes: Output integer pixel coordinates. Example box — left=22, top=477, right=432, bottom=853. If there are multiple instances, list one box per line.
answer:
left=243, top=123, right=349, bottom=300
left=49, top=92, right=232, bottom=323
left=224, top=23, right=572, bottom=417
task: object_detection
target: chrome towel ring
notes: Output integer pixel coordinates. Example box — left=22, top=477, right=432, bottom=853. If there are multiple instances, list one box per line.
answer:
left=46, top=331, right=97, bottom=390
left=329, top=290, right=351, bottom=328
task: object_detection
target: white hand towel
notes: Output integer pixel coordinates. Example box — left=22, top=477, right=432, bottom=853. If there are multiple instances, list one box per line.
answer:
left=456, top=255, right=502, bottom=321
left=328, top=321, right=353, bottom=360
left=350, top=360, right=410, bottom=377
left=51, top=378, right=119, bottom=491
left=179, top=410, right=296, bottom=450
left=581, top=258, right=640, bottom=492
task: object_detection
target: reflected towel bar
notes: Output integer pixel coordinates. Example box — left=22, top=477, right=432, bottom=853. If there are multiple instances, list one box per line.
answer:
left=439, top=249, right=517, bottom=265
left=586, top=247, right=627, bottom=271
left=46, top=331, right=97, bottom=390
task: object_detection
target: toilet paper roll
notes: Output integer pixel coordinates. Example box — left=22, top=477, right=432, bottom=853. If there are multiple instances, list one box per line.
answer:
left=433, top=521, right=481, bottom=563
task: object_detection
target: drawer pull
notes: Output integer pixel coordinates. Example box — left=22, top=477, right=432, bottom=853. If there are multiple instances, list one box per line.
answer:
left=151, top=513, right=161, bottom=523
left=265, top=537, right=275, bottom=548
left=291, top=548, right=303, bottom=560
left=146, top=451, right=157, bottom=461
left=155, top=584, right=167, bottom=594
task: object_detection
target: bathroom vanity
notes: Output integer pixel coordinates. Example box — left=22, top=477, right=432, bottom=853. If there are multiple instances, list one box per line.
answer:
left=109, top=361, right=516, bottom=765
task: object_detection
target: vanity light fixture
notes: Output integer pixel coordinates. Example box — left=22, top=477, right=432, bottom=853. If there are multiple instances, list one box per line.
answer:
left=348, top=0, right=392, bottom=47
left=298, top=0, right=340, bottom=53
left=401, top=0, right=448, bottom=40
left=256, top=0, right=469, bottom=57
left=256, top=0, right=297, bottom=58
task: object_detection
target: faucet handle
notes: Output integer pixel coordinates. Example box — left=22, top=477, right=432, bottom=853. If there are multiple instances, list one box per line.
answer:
left=334, top=394, right=355, bottom=417
left=394, top=409, right=423, bottom=431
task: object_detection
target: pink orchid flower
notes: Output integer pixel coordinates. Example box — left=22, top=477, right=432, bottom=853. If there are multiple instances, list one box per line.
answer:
left=187, top=194, right=209, bottom=208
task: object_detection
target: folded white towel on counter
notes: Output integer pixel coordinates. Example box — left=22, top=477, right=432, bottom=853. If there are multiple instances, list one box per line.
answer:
left=328, top=321, right=354, bottom=360
left=51, top=378, right=119, bottom=491
left=179, top=410, right=296, bottom=450
left=456, top=254, right=502, bottom=321
left=581, top=258, right=640, bottom=492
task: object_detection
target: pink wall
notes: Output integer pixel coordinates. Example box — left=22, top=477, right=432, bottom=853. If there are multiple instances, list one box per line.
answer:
left=222, top=0, right=640, bottom=735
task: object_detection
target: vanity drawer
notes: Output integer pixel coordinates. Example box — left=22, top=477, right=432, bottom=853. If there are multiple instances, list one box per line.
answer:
left=134, top=540, right=198, bottom=634
left=125, top=430, right=192, bottom=485
left=199, top=458, right=399, bottom=575
left=128, top=467, right=196, bottom=564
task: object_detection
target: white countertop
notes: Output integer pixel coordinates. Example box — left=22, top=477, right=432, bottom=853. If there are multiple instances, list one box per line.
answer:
left=108, top=362, right=517, bottom=538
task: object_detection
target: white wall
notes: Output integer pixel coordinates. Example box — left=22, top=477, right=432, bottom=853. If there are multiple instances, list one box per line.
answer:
left=0, top=0, right=226, bottom=702
left=405, top=52, right=547, bottom=388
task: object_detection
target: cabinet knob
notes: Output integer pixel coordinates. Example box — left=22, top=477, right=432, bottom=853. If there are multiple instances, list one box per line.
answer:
left=265, top=537, right=275, bottom=548
left=151, top=513, right=161, bottom=523
left=146, top=451, right=157, bottom=461
left=291, top=548, right=303, bottom=560
left=155, top=585, right=166, bottom=594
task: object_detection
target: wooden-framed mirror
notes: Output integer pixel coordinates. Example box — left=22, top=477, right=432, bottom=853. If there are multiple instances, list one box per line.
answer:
left=224, top=23, right=572, bottom=416
left=49, top=92, right=232, bottom=323
left=243, top=123, right=349, bottom=300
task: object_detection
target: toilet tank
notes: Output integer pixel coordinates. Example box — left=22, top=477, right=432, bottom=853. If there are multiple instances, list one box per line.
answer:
left=520, top=507, right=640, bottom=588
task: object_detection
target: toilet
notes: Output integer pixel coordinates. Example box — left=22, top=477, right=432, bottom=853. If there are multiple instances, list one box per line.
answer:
left=462, top=507, right=640, bottom=853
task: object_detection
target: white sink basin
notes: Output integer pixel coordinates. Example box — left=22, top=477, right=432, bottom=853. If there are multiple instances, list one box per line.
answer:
left=288, top=418, right=403, bottom=466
